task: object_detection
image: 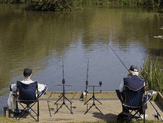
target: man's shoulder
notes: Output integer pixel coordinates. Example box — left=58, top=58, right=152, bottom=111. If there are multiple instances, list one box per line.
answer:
left=123, top=76, right=131, bottom=81
left=124, top=75, right=143, bottom=79
left=20, top=80, right=37, bottom=84
left=124, top=75, right=144, bottom=82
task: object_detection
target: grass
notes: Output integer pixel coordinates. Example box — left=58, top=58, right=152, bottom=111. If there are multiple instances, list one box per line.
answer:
left=0, top=116, right=163, bottom=123
left=0, top=116, right=31, bottom=123
left=140, top=57, right=163, bottom=93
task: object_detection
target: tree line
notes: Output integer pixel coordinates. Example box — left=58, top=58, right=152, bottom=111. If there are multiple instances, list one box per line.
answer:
left=0, top=0, right=163, bottom=13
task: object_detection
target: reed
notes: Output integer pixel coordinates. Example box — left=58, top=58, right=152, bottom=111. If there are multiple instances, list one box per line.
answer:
left=140, top=57, right=163, bottom=93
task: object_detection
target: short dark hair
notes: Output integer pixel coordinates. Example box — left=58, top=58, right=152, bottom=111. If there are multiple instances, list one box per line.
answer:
left=23, top=68, right=32, bottom=77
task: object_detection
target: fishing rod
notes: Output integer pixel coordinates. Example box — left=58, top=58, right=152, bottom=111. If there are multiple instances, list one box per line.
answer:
left=54, top=59, right=73, bottom=114
left=47, top=59, right=67, bottom=116
left=108, top=44, right=129, bottom=72
left=85, top=59, right=89, bottom=95
left=62, top=59, right=65, bottom=85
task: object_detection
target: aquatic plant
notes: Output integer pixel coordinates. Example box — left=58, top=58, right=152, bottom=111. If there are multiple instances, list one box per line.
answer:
left=140, top=56, right=163, bottom=93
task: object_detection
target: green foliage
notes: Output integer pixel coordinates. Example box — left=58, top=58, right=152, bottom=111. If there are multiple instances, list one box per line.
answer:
left=25, top=0, right=82, bottom=11
left=0, top=0, right=162, bottom=10
left=140, top=57, right=163, bottom=93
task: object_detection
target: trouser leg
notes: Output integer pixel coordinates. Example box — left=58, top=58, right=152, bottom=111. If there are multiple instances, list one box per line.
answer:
left=122, top=105, right=129, bottom=113
left=139, top=103, right=147, bottom=114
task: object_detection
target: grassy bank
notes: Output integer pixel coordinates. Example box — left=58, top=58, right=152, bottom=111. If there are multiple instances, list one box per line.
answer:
left=0, top=116, right=31, bottom=123
left=140, top=57, right=163, bottom=93
left=0, top=116, right=163, bottom=123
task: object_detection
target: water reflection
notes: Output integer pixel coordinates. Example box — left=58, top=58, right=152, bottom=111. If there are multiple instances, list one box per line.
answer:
left=148, top=48, right=163, bottom=56
left=0, top=5, right=162, bottom=94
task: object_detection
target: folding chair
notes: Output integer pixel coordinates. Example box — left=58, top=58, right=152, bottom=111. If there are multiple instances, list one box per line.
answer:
left=116, top=86, right=152, bottom=123
left=15, top=81, right=39, bottom=122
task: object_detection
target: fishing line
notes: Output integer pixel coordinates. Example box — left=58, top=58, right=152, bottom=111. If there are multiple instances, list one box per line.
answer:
left=108, top=43, right=129, bottom=72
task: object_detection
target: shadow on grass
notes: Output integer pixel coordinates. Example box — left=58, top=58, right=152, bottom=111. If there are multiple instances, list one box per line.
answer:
left=92, top=112, right=163, bottom=123
left=92, top=112, right=117, bottom=122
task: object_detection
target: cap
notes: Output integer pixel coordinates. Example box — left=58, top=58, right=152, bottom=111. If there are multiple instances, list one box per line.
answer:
left=129, top=65, right=139, bottom=72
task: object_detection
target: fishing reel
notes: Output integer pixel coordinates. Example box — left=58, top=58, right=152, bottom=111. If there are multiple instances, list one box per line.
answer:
left=86, top=81, right=88, bottom=86
left=85, top=81, right=89, bottom=94
left=99, top=81, right=102, bottom=93
left=99, top=81, right=102, bottom=86
left=86, top=81, right=102, bottom=87
left=87, top=81, right=103, bottom=88
left=62, top=79, right=65, bottom=84
left=85, top=81, right=102, bottom=93
left=153, top=113, right=163, bottom=120
left=56, top=78, right=71, bottom=87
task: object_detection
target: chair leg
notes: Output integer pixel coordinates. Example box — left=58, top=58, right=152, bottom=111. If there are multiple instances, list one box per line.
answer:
left=16, top=100, right=18, bottom=119
left=16, top=100, right=39, bottom=122
left=143, top=110, right=145, bottom=123
left=37, top=101, right=39, bottom=122
left=8, top=109, right=11, bottom=118
left=3, top=107, right=8, bottom=117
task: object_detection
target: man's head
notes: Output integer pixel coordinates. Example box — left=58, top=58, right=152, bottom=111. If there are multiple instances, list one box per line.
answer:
left=128, top=65, right=139, bottom=76
left=23, top=68, right=32, bottom=77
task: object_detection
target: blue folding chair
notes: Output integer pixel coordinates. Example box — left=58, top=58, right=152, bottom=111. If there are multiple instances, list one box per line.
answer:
left=116, top=86, right=152, bottom=123
left=15, top=81, right=39, bottom=122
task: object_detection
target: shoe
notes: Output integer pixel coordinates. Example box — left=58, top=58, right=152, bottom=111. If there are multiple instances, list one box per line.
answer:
left=15, top=109, right=21, bottom=113
left=10, top=114, right=14, bottom=118
left=140, top=114, right=148, bottom=119
left=28, top=109, right=31, bottom=112
left=18, top=110, right=30, bottom=118
left=13, top=109, right=21, bottom=117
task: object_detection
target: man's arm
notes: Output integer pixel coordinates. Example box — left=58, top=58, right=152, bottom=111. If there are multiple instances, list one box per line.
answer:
left=10, top=83, right=17, bottom=93
left=38, top=83, right=47, bottom=92
left=37, top=83, right=48, bottom=98
left=119, top=81, right=124, bottom=92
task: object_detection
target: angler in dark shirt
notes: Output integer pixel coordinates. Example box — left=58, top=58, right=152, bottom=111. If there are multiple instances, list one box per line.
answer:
left=118, top=65, right=148, bottom=119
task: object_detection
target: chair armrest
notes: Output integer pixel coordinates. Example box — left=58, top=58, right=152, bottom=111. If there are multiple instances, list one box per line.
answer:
left=37, top=86, right=48, bottom=98
left=12, top=93, right=18, bottom=98
left=143, top=94, right=152, bottom=104
left=148, top=90, right=154, bottom=96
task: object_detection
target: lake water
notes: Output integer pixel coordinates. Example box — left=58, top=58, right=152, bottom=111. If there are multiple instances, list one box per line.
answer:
left=0, top=5, right=163, bottom=95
